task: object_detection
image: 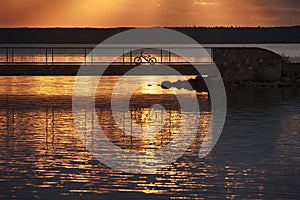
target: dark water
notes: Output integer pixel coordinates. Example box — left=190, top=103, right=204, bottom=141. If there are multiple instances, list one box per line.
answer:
left=0, top=77, right=299, bottom=199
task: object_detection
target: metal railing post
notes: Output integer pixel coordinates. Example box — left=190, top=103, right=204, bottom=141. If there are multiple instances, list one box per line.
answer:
left=45, top=48, right=48, bottom=65
left=11, top=48, right=14, bottom=64
left=84, top=48, right=87, bottom=65
left=122, top=48, right=125, bottom=65
left=52, top=48, right=54, bottom=65
left=6, top=48, right=8, bottom=65
left=130, top=49, right=132, bottom=65
left=168, top=48, right=171, bottom=65
left=91, top=48, right=93, bottom=65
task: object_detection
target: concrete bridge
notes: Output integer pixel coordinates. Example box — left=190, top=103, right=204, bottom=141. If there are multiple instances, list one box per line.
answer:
left=0, top=44, right=283, bottom=83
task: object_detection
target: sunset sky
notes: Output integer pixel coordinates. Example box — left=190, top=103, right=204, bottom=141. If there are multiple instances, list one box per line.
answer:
left=0, top=0, right=299, bottom=27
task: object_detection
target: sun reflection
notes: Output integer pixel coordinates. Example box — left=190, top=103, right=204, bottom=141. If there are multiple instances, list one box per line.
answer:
left=135, top=76, right=193, bottom=95
left=119, top=107, right=181, bottom=149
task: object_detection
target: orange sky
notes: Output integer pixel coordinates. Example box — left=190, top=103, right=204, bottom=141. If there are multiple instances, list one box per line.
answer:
left=0, top=0, right=299, bottom=27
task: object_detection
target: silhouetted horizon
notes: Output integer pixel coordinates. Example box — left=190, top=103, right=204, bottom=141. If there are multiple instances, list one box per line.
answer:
left=0, top=26, right=299, bottom=44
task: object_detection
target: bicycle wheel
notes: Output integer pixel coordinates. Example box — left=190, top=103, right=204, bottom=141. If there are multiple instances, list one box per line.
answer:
left=134, top=57, right=142, bottom=65
left=149, top=57, right=157, bottom=65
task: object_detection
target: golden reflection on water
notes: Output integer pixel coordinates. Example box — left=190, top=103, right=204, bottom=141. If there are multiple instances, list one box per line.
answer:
left=0, top=102, right=212, bottom=196
left=0, top=99, right=260, bottom=199
left=0, top=76, right=213, bottom=198
left=0, top=77, right=299, bottom=199
left=0, top=76, right=197, bottom=97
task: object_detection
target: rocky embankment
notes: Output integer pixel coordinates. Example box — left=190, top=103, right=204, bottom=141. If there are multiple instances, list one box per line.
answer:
left=161, top=74, right=300, bottom=93
left=161, top=76, right=208, bottom=92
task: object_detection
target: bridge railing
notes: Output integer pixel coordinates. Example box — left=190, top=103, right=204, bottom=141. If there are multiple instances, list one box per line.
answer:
left=0, top=46, right=213, bottom=66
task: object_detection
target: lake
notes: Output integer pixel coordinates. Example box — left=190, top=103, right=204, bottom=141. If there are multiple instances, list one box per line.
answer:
left=0, top=76, right=299, bottom=199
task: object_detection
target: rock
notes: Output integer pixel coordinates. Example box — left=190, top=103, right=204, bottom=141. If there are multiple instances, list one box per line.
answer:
left=255, top=82, right=268, bottom=87
left=276, top=81, right=284, bottom=87
left=281, top=81, right=292, bottom=87
left=246, top=82, right=255, bottom=86
left=161, top=81, right=172, bottom=89
left=174, top=80, right=183, bottom=89
left=271, top=82, right=279, bottom=87
left=281, top=76, right=292, bottom=83
left=229, top=82, right=239, bottom=87
left=161, top=76, right=208, bottom=92
left=255, top=82, right=265, bottom=87
left=188, top=76, right=208, bottom=92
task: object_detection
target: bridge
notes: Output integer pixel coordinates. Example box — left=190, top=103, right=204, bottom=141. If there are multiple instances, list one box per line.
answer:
left=0, top=44, right=283, bottom=82
left=0, top=44, right=216, bottom=76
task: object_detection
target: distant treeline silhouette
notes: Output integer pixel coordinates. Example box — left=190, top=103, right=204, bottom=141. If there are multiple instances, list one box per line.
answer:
left=0, top=26, right=299, bottom=44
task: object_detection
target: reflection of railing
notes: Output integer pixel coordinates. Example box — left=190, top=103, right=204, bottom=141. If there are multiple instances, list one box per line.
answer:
left=0, top=103, right=208, bottom=154
left=0, top=46, right=213, bottom=65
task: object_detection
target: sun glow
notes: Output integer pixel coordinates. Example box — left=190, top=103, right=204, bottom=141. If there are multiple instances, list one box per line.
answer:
left=0, top=0, right=298, bottom=27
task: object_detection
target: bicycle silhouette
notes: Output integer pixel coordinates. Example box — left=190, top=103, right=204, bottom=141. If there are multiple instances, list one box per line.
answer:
left=134, top=51, right=157, bottom=65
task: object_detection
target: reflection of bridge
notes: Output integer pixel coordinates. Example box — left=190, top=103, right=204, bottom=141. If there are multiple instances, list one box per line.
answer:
left=0, top=104, right=184, bottom=154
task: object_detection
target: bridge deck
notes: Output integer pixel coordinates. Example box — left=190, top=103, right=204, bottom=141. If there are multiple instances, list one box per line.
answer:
left=0, top=64, right=217, bottom=76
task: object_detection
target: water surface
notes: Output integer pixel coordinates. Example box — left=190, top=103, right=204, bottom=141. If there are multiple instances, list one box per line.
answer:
left=0, top=76, right=299, bottom=199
